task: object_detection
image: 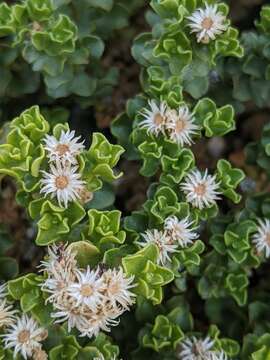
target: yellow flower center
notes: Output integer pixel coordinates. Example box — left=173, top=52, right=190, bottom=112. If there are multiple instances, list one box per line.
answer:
left=80, top=284, right=93, bottom=297
left=33, top=348, right=48, bottom=360
left=194, top=183, right=206, bottom=196
left=175, top=224, right=183, bottom=234
left=109, top=282, right=120, bottom=295
left=55, top=175, right=69, bottom=189
left=201, top=17, right=214, bottom=30
left=18, top=329, right=30, bottom=343
left=154, top=113, right=165, bottom=126
left=175, top=119, right=186, bottom=133
left=56, top=144, right=69, bottom=156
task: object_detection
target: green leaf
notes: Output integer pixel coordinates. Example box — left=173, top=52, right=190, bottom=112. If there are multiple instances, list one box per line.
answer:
left=0, top=3, right=14, bottom=37
left=160, top=148, right=195, bottom=186
left=142, top=314, right=184, bottom=352
left=123, top=244, right=159, bottom=275
left=49, top=336, right=80, bottom=360
left=71, top=72, right=97, bottom=97
left=68, top=241, right=100, bottom=267
left=26, top=0, right=53, bottom=21
left=86, top=0, right=113, bottom=11
left=123, top=244, right=174, bottom=304
left=32, top=15, right=77, bottom=56
left=144, top=186, right=180, bottom=224
left=84, top=133, right=124, bottom=185
left=224, top=220, right=257, bottom=265
left=257, top=5, right=270, bottom=34
left=88, top=209, right=125, bottom=251
left=225, top=273, right=249, bottom=306
left=194, top=98, right=235, bottom=137
left=0, top=106, right=49, bottom=180
left=217, top=159, right=245, bottom=203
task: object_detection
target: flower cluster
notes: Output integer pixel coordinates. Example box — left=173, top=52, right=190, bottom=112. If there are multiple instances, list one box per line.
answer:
left=40, top=130, right=86, bottom=208
left=139, top=100, right=200, bottom=147
left=178, top=336, right=227, bottom=360
left=137, top=215, right=198, bottom=265
left=40, top=243, right=136, bottom=338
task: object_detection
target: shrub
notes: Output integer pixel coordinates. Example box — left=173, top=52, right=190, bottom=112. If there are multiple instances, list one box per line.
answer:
left=0, top=0, right=269, bottom=359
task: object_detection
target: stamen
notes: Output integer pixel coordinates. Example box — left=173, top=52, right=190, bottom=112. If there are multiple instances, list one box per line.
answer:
left=194, top=183, right=206, bottom=196
left=175, top=119, right=186, bottom=133
left=154, top=113, right=165, bottom=126
left=18, top=330, right=30, bottom=343
left=80, top=284, right=94, bottom=297
left=55, top=176, right=69, bottom=190
left=56, top=144, right=69, bottom=156
left=201, top=17, right=214, bottom=30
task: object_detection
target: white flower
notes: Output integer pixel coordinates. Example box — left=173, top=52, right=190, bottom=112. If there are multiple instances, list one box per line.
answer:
left=40, top=243, right=77, bottom=276
left=43, top=130, right=85, bottom=165
left=68, top=267, right=105, bottom=310
left=101, top=268, right=136, bottom=310
left=165, top=106, right=200, bottom=146
left=39, top=248, right=58, bottom=275
left=0, top=283, right=17, bottom=329
left=51, top=290, right=122, bottom=338
left=181, top=169, right=221, bottom=209
left=164, top=215, right=198, bottom=247
left=79, top=307, right=120, bottom=338
left=0, top=299, right=17, bottom=328
left=3, top=314, right=47, bottom=360
left=139, top=100, right=167, bottom=136
left=0, top=283, right=8, bottom=298
left=40, top=243, right=77, bottom=303
left=51, top=300, right=90, bottom=333
left=32, top=348, right=48, bottom=360
left=42, top=273, right=72, bottom=304
left=212, top=351, right=228, bottom=360
left=178, top=336, right=227, bottom=360
left=252, top=219, right=270, bottom=258
left=137, top=229, right=178, bottom=265
left=40, top=163, right=85, bottom=208
left=187, top=4, right=227, bottom=44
